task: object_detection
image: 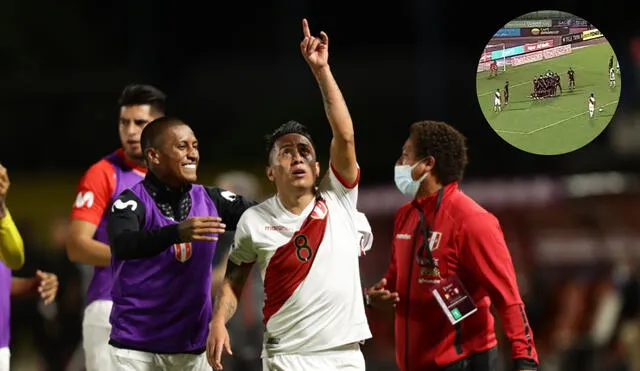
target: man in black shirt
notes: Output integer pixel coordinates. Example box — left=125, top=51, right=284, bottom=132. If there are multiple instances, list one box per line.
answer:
left=567, top=68, right=575, bottom=90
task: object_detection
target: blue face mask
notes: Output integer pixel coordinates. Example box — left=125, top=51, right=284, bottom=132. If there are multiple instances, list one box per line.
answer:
left=394, top=161, right=428, bottom=198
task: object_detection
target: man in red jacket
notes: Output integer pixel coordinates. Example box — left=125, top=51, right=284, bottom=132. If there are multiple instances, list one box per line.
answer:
left=365, top=121, right=538, bottom=371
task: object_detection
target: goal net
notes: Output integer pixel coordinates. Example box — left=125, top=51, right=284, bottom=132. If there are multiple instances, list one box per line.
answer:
left=477, top=43, right=507, bottom=73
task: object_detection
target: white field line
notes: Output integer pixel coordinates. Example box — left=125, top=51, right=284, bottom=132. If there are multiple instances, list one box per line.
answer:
left=494, top=100, right=618, bottom=135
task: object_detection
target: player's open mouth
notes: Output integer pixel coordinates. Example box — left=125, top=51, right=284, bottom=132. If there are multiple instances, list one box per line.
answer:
left=292, top=169, right=306, bottom=178
left=182, top=164, right=197, bottom=170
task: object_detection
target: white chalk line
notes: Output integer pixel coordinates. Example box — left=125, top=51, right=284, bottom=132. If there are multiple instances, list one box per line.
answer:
left=493, top=100, right=619, bottom=135
left=478, top=81, right=530, bottom=97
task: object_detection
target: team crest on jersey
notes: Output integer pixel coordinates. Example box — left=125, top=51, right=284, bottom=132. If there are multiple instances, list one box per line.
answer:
left=309, top=199, right=328, bottom=220
left=173, top=243, right=192, bottom=262
left=419, top=258, right=443, bottom=284
left=418, top=231, right=443, bottom=284
left=428, top=231, right=442, bottom=251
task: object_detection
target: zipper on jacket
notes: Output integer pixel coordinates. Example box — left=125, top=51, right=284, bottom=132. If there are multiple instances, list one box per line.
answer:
left=405, top=241, right=414, bottom=371
left=404, top=222, right=422, bottom=371
left=454, top=323, right=462, bottom=354
left=519, top=304, right=533, bottom=356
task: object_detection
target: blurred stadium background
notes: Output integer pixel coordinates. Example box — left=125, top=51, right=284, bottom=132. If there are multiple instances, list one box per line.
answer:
left=1, top=3, right=640, bottom=371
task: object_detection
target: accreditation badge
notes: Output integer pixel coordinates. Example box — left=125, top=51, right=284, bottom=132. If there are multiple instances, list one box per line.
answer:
left=431, top=274, right=478, bottom=325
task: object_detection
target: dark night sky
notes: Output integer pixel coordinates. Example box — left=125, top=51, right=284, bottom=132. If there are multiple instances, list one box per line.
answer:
left=1, top=0, right=639, bottom=185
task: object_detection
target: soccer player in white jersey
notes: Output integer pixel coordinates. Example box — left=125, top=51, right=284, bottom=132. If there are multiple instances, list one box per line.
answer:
left=588, top=93, right=596, bottom=118
left=609, top=67, right=616, bottom=88
left=493, top=88, right=501, bottom=112
left=206, top=18, right=373, bottom=371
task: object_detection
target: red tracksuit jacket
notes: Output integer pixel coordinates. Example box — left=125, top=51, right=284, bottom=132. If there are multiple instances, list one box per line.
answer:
left=383, top=182, right=538, bottom=371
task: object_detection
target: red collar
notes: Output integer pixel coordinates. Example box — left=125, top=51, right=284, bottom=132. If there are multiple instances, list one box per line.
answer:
left=413, top=182, right=458, bottom=207
left=116, top=148, right=147, bottom=174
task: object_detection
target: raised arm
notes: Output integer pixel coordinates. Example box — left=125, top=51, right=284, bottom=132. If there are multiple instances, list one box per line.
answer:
left=300, top=18, right=358, bottom=184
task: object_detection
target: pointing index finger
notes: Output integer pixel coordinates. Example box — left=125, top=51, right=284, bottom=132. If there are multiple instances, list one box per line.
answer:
left=302, top=18, right=311, bottom=38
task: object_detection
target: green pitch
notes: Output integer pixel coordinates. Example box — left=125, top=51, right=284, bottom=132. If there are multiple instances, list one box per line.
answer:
left=476, top=42, right=621, bottom=155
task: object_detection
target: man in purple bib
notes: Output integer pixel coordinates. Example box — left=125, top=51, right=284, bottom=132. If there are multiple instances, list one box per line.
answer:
left=66, top=84, right=166, bottom=371
left=107, top=117, right=256, bottom=370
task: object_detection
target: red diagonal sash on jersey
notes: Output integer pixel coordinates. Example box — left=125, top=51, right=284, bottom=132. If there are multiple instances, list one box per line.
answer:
left=262, top=197, right=329, bottom=325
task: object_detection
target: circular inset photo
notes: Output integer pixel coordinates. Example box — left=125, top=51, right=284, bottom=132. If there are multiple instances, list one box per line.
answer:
left=476, top=10, right=621, bottom=155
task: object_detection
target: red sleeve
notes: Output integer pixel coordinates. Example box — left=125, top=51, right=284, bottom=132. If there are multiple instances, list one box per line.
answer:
left=382, top=241, right=398, bottom=292
left=459, top=213, right=538, bottom=364
left=69, top=159, right=116, bottom=226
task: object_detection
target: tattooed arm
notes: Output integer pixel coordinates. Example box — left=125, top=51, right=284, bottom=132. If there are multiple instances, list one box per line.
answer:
left=212, top=261, right=253, bottom=324
left=207, top=202, right=258, bottom=370
left=300, top=18, right=358, bottom=185
left=207, top=260, right=254, bottom=370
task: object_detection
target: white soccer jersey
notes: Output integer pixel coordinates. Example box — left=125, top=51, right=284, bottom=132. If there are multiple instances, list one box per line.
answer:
left=230, top=164, right=373, bottom=356
left=610, top=68, right=615, bottom=80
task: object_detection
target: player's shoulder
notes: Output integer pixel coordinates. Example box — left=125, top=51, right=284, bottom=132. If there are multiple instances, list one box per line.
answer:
left=447, top=188, right=490, bottom=219
left=238, top=196, right=276, bottom=223
left=74, top=154, right=119, bottom=200
left=82, top=156, right=117, bottom=179
left=110, top=188, right=144, bottom=214
left=204, top=185, right=234, bottom=200
left=113, top=188, right=142, bottom=205
left=447, top=191, right=503, bottom=234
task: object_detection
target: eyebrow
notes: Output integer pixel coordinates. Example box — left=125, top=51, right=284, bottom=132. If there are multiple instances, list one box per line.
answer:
left=176, top=139, right=197, bottom=144
left=278, top=142, right=310, bottom=149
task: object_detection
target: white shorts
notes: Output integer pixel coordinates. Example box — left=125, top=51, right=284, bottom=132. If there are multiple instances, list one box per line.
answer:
left=108, top=346, right=209, bottom=371
left=83, top=300, right=113, bottom=371
left=262, top=343, right=365, bottom=371
left=0, top=347, right=10, bottom=371
left=494, top=98, right=500, bottom=106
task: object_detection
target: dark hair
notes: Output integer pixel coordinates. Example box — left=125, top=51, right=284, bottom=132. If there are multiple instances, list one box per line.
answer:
left=140, top=116, right=187, bottom=154
left=410, top=120, right=468, bottom=185
left=264, top=120, right=315, bottom=164
left=118, top=84, right=167, bottom=115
